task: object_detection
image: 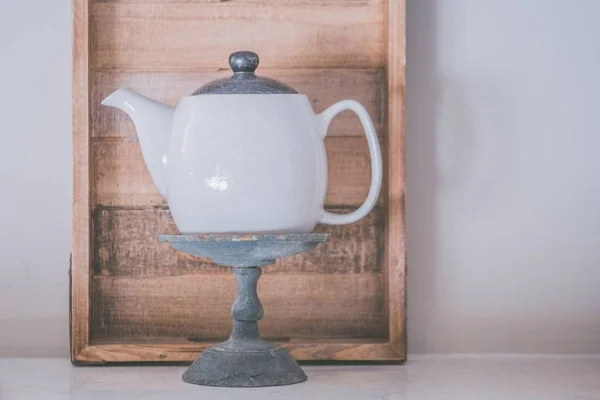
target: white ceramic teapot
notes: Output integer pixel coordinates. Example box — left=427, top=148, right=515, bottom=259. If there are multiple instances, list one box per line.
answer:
left=102, top=51, right=382, bottom=234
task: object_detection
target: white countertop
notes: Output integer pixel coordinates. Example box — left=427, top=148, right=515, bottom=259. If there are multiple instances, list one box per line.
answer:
left=1, top=356, right=599, bottom=399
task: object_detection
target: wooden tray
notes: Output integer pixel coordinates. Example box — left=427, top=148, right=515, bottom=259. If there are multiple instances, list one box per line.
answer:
left=71, top=0, right=405, bottom=363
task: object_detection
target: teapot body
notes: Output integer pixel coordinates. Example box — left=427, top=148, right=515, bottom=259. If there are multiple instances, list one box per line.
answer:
left=101, top=51, right=382, bottom=234
left=166, top=94, right=328, bottom=234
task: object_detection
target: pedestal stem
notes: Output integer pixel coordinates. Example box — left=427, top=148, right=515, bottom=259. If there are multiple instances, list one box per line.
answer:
left=231, top=267, right=264, bottom=342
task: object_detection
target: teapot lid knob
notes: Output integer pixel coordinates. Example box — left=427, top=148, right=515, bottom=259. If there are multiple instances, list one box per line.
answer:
left=229, top=51, right=259, bottom=74
left=192, top=51, right=297, bottom=95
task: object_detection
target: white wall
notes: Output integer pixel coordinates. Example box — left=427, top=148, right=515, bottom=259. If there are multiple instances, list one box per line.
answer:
left=406, top=0, right=600, bottom=353
left=0, top=0, right=598, bottom=357
left=0, top=0, right=72, bottom=356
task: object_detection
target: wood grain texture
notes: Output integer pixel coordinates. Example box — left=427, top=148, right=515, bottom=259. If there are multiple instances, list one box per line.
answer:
left=91, top=137, right=381, bottom=207
left=75, top=341, right=404, bottom=364
left=73, top=0, right=406, bottom=362
left=71, top=0, right=91, bottom=361
left=90, top=1, right=385, bottom=70
left=385, top=0, right=407, bottom=358
left=93, top=207, right=384, bottom=276
left=92, top=70, right=385, bottom=138
left=91, top=274, right=386, bottom=341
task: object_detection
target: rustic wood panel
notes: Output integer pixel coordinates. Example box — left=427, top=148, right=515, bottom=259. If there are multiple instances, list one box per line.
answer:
left=71, top=0, right=91, bottom=360
left=90, top=2, right=385, bottom=70
left=76, top=341, right=403, bottom=364
left=73, top=0, right=405, bottom=363
left=91, top=274, right=386, bottom=341
left=93, top=207, right=384, bottom=276
left=91, top=70, right=385, bottom=138
left=385, top=0, right=406, bottom=357
left=91, top=137, right=380, bottom=207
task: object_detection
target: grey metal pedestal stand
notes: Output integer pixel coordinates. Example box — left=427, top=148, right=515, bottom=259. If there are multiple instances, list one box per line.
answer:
left=159, top=233, right=330, bottom=388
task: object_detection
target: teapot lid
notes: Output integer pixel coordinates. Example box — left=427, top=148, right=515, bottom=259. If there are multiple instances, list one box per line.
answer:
left=192, top=51, right=298, bottom=95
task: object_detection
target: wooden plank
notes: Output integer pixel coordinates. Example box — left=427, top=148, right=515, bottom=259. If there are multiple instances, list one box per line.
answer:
left=93, top=207, right=384, bottom=276
left=71, top=0, right=91, bottom=362
left=90, top=2, right=385, bottom=70
left=91, top=137, right=382, bottom=207
left=75, top=341, right=403, bottom=364
left=385, top=0, right=406, bottom=359
left=91, top=70, right=385, bottom=138
left=91, top=274, right=386, bottom=341
left=91, top=138, right=160, bottom=207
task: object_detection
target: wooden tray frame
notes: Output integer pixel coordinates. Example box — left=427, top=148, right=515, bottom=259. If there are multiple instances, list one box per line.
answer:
left=71, top=0, right=405, bottom=364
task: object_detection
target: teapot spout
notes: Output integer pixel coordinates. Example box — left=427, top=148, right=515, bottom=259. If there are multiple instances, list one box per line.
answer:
left=102, top=88, right=173, bottom=198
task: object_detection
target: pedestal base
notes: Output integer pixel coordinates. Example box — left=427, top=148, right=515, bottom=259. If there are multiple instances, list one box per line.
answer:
left=183, top=340, right=307, bottom=387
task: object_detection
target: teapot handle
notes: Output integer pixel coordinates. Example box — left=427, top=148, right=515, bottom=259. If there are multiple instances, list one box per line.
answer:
left=317, top=100, right=382, bottom=225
